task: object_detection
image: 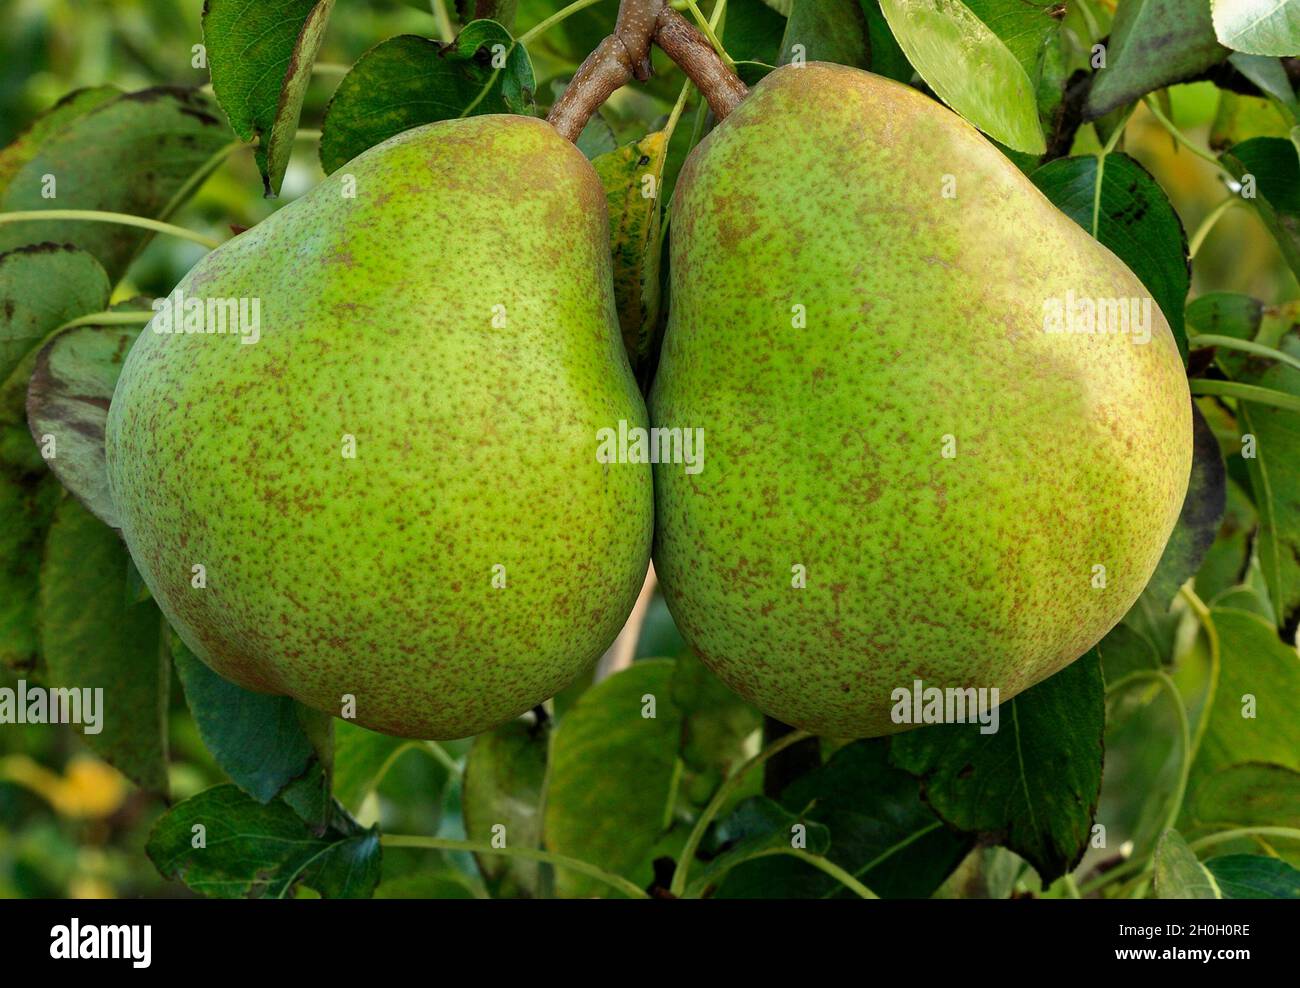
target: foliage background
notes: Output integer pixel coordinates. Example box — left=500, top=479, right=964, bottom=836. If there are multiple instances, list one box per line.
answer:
left=0, top=0, right=1298, bottom=899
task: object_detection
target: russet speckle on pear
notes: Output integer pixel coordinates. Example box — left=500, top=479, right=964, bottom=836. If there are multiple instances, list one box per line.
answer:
left=106, top=115, right=653, bottom=739
left=649, top=64, right=1193, bottom=738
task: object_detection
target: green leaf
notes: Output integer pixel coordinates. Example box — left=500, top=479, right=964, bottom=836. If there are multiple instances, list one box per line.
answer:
left=39, top=497, right=168, bottom=793
left=1031, top=152, right=1190, bottom=360
left=0, top=86, right=121, bottom=199
left=859, top=0, right=914, bottom=81
left=202, top=0, right=337, bottom=197
left=26, top=316, right=146, bottom=528
left=1187, top=762, right=1300, bottom=837
left=719, top=738, right=970, bottom=898
left=1221, top=136, right=1300, bottom=279
left=462, top=717, right=548, bottom=897
left=319, top=23, right=536, bottom=175
left=889, top=652, right=1105, bottom=881
left=333, top=720, right=415, bottom=813
left=964, top=0, right=1067, bottom=127
left=542, top=659, right=683, bottom=897
left=1194, top=478, right=1258, bottom=602
left=1211, top=91, right=1296, bottom=147
left=1216, top=327, right=1300, bottom=633
left=1192, top=608, right=1300, bottom=781
left=878, top=0, right=1046, bottom=153
left=1097, top=622, right=1162, bottom=684
left=146, top=784, right=380, bottom=898
left=592, top=131, right=668, bottom=374
left=0, top=87, right=232, bottom=281
left=1187, top=291, right=1265, bottom=339
left=1085, top=0, right=1228, bottom=119
left=171, top=636, right=316, bottom=804
left=1212, top=0, right=1300, bottom=57
left=1228, top=53, right=1298, bottom=111
left=1153, top=829, right=1223, bottom=898
left=1205, top=854, right=1300, bottom=897
left=723, top=0, right=789, bottom=65
left=779, top=0, right=871, bottom=68
left=0, top=242, right=111, bottom=384
left=687, top=795, right=831, bottom=897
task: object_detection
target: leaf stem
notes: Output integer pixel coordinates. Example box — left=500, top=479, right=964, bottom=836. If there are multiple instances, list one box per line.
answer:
left=1189, top=334, right=1300, bottom=373
left=381, top=834, right=650, bottom=898
left=0, top=209, right=222, bottom=250
left=52, top=310, right=155, bottom=333
left=683, top=0, right=733, bottom=67
left=1189, top=378, right=1300, bottom=413
left=1188, top=197, right=1240, bottom=257
left=1188, top=827, right=1300, bottom=852
left=1178, top=586, right=1219, bottom=770
left=669, top=728, right=812, bottom=897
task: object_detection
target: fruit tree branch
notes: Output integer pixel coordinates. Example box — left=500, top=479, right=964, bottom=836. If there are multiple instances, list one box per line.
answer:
left=652, top=6, right=747, bottom=122
left=546, top=0, right=667, bottom=143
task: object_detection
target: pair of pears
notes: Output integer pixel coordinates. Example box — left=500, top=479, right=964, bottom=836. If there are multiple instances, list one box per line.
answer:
left=106, top=64, right=1191, bottom=740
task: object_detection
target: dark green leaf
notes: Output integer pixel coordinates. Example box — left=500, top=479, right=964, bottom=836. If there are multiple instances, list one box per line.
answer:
left=1085, top=0, right=1227, bottom=119
left=39, top=497, right=168, bottom=793
left=202, top=0, right=337, bottom=196
left=0, top=87, right=121, bottom=199
left=171, top=636, right=316, bottom=803
left=779, top=0, right=871, bottom=68
left=1031, top=152, right=1190, bottom=360
left=889, top=652, right=1105, bottom=880
left=1187, top=762, right=1300, bottom=837
left=0, top=87, right=231, bottom=281
left=1221, top=137, right=1300, bottom=279
left=688, top=795, right=831, bottom=897
left=319, top=24, right=536, bottom=175
left=723, top=0, right=789, bottom=65
left=1186, top=291, right=1264, bottom=339
left=1205, top=854, right=1300, bottom=898
left=146, top=784, right=380, bottom=898
left=859, top=0, right=913, bottom=81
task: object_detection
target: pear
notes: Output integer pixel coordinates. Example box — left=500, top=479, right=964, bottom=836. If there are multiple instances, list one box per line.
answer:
left=106, top=115, right=652, bottom=739
left=650, top=64, right=1192, bottom=738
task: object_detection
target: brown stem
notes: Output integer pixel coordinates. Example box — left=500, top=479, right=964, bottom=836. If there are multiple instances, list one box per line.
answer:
left=545, top=0, right=667, bottom=143
left=652, top=6, right=747, bottom=122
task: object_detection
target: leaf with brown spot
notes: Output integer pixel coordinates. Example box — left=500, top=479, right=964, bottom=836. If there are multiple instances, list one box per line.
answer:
left=27, top=310, right=149, bottom=529
left=592, top=132, right=669, bottom=373
left=202, top=0, right=337, bottom=197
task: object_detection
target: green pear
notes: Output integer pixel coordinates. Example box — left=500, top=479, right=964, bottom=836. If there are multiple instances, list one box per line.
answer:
left=650, top=64, right=1192, bottom=738
left=106, top=115, right=652, bottom=739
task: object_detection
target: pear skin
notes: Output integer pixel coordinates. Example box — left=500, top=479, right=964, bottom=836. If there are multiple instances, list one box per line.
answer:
left=106, top=115, right=652, bottom=739
left=650, top=64, right=1192, bottom=738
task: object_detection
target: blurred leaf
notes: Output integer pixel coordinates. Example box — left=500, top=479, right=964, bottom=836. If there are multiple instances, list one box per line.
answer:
left=0, top=86, right=120, bottom=197
left=333, top=720, right=414, bottom=813
left=463, top=717, right=548, bottom=897
left=1205, top=854, right=1300, bottom=897
left=202, top=0, right=337, bottom=196
left=879, top=0, right=1046, bottom=153
left=1187, top=291, right=1264, bottom=338
left=26, top=316, right=145, bottom=528
left=859, top=0, right=913, bottom=81
left=1085, top=0, right=1227, bottom=119
left=687, top=795, right=831, bottom=897
left=1187, top=762, right=1300, bottom=836
left=543, top=659, right=682, bottom=897
left=931, top=845, right=1026, bottom=898
left=1215, top=327, right=1300, bottom=633
left=39, top=497, right=168, bottom=793
left=1192, top=608, right=1300, bottom=783
left=723, top=0, right=788, bottom=65
left=889, top=652, right=1105, bottom=881
left=1097, top=622, right=1162, bottom=684
left=779, top=0, right=871, bottom=68
left=0, top=87, right=232, bottom=281
left=671, top=651, right=762, bottom=779
left=456, top=2, right=519, bottom=32
left=592, top=131, right=668, bottom=373
left=1212, top=0, right=1300, bottom=56
left=1211, top=91, right=1295, bottom=148
left=146, top=784, right=380, bottom=898
left=1228, top=54, right=1298, bottom=111
left=0, top=242, right=111, bottom=383
left=719, top=738, right=970, bottom=898
left=1031, top=152, right=1190, bottom=360
left=171, top=637, right=317, bottom=804
left=373, top=869, right=479, bottom=898
left=1194, top=479, right=1257, bottom=602
left=320, top=23, right=536, bottom=174
left=1221, top=136, right=1300, bottom=279
left=1153, top=829, right=1222, bottom=898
